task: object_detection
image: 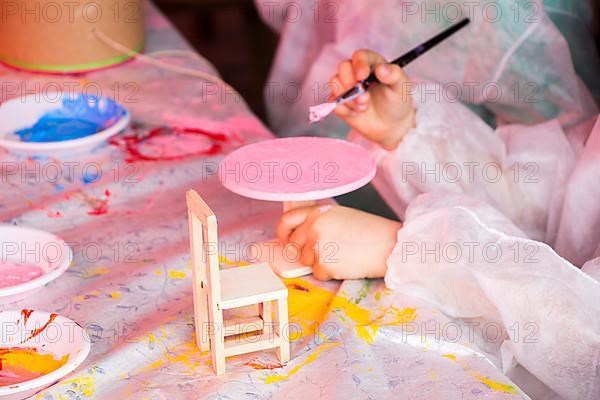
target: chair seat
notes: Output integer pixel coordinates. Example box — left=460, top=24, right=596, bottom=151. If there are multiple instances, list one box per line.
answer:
left=220, top=263, right=287, bottom=309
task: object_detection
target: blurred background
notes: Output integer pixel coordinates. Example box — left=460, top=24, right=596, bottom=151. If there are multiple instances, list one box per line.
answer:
left=154, top=0, right=600, bottom=127
left=155, top=0, right=278, bottom=122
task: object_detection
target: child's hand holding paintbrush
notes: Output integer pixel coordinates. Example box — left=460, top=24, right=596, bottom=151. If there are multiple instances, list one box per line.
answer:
left=310, top=18, right=470, bottom=150
left=327, top=49, right=417, bottom=150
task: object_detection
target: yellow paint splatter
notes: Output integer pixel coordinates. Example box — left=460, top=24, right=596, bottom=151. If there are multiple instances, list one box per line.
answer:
left=147, top=332, right=156, bottom=345
left=472, top=373, right=518, bottom=394
left=285, top=278, right=336, bottom=339
left=109, top=292, right=122, bottom=299
left=145, top=359, right=165, bottom=370
left=453, top=358, right=519, bottom=395
left=75, top=290, right=102, bottom=301
left=442, top=353, right=457, bottom=361
left=331, top=295, right=417, bottom=344
left=168, top=270, right=187, bottom=279
left=219, top=255, right=249, bottom=267
left=163, top=337, right=208, bottom=371
left=139, top=330, right=209, bottom=374
left=51, top=374, right=97, bottom=398
left=82, top=266, right=110, bottom=278
left=264, top=341, right=339, bottom=384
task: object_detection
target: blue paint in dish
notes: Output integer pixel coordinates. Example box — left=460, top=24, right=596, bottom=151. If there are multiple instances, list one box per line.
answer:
left=15, top=94, right=127, bottom=143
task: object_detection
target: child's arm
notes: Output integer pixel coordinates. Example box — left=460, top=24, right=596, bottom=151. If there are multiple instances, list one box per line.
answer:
left=328, top=49, right=416, bottom=150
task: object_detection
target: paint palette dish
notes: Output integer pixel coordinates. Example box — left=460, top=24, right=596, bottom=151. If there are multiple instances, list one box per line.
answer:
left=0, top=92, right=130, bottom=155
left=0, top=226, right=72, bottom=305
left=0, top=310, right=91, bottom=400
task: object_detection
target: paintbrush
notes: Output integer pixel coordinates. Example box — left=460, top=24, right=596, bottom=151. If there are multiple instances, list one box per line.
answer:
left=309, top=17, right=470, bottom=123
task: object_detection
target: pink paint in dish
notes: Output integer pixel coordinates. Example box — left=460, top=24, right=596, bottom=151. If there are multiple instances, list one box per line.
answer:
left=0, top=226, right=72, bottom=305
left=0, top=261, right=44, bottom=289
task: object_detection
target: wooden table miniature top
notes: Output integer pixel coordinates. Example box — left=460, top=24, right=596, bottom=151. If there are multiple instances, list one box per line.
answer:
left=219, top=137, right=376, bottom=202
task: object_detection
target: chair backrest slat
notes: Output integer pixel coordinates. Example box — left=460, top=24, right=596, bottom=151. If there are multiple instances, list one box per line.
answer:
left=186, top=190, right=222, bottom=302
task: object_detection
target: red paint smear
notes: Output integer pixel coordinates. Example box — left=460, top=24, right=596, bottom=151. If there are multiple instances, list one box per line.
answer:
left=22, top=314, right=57, bottom=343
left=109, top=126, right=228, bottom=162
left=88, top=200, right=108, bottom=215
left=21, top=310, right=33, bottom=325
left=47, top=211, right=62, bottom=218
left=87, top=190, right=110, bottom=216
left=290, top=283, right=309, bottom=292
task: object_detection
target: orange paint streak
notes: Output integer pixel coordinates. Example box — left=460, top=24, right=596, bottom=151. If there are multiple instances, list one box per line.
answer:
left=23, top=314, right=57, bottom=343
left=244, top=359, right=284, bottom=370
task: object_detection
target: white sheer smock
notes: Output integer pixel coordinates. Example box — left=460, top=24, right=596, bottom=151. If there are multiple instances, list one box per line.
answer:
left=355, top=83, right=600, bottom=400
left=256, top=0, right=599, bottom=140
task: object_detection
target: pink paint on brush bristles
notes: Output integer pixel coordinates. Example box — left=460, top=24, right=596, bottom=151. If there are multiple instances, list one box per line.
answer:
left=309, top=102, right=337, bottom=123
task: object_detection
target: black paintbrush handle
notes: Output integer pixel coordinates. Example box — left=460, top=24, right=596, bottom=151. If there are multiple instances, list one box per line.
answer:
left=362, top=17, right=470, bottom=88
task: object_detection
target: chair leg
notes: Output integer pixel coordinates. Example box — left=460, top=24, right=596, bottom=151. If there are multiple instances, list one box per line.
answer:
left=260, top=300, right=273, bottom=338
left=196, top=289, right=210, bottom=352
left=275, top=298, right=290, bottom=363
left=208, top=303, right=226, bottom=375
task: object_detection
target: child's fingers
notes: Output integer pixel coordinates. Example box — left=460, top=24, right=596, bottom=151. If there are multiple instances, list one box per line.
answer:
left=338, top=60, right=357, bottom=89
left=275, top=207, right=315, bottom=241
left=330, top=75, right=369, bottom=115
left=352, top=49, right=387, bottom=80
left=351, top=92, right=370, bottom=112
left=355, top=92, right=370, bottom=105
left=333, top=103, right=352, bottom=117
left=300, top=240, right=316, bottom=270
left=288, top=223, right=310, bottom=251
left=338, top=101, right=363, bottom=114
left=374, top=63, right=407, bottom=94
left=328, top=75, right=345, bottom=100
left=312, top=262, right=332, bottom=281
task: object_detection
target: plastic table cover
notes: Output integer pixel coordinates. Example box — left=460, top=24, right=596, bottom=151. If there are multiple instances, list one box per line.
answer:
left=0, top=2, right=528, bottom=399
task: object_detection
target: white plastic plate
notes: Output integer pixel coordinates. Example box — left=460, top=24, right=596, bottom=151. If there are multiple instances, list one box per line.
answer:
left=0, top=91, right=129, bottom=155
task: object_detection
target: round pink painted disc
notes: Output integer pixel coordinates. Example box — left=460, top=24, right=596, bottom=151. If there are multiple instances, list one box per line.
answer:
left=219, top=137, right=376, bottom=201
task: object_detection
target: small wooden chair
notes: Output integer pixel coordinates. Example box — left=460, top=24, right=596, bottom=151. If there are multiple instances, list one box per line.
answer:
left=186, top=190, right=290, bottom=375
